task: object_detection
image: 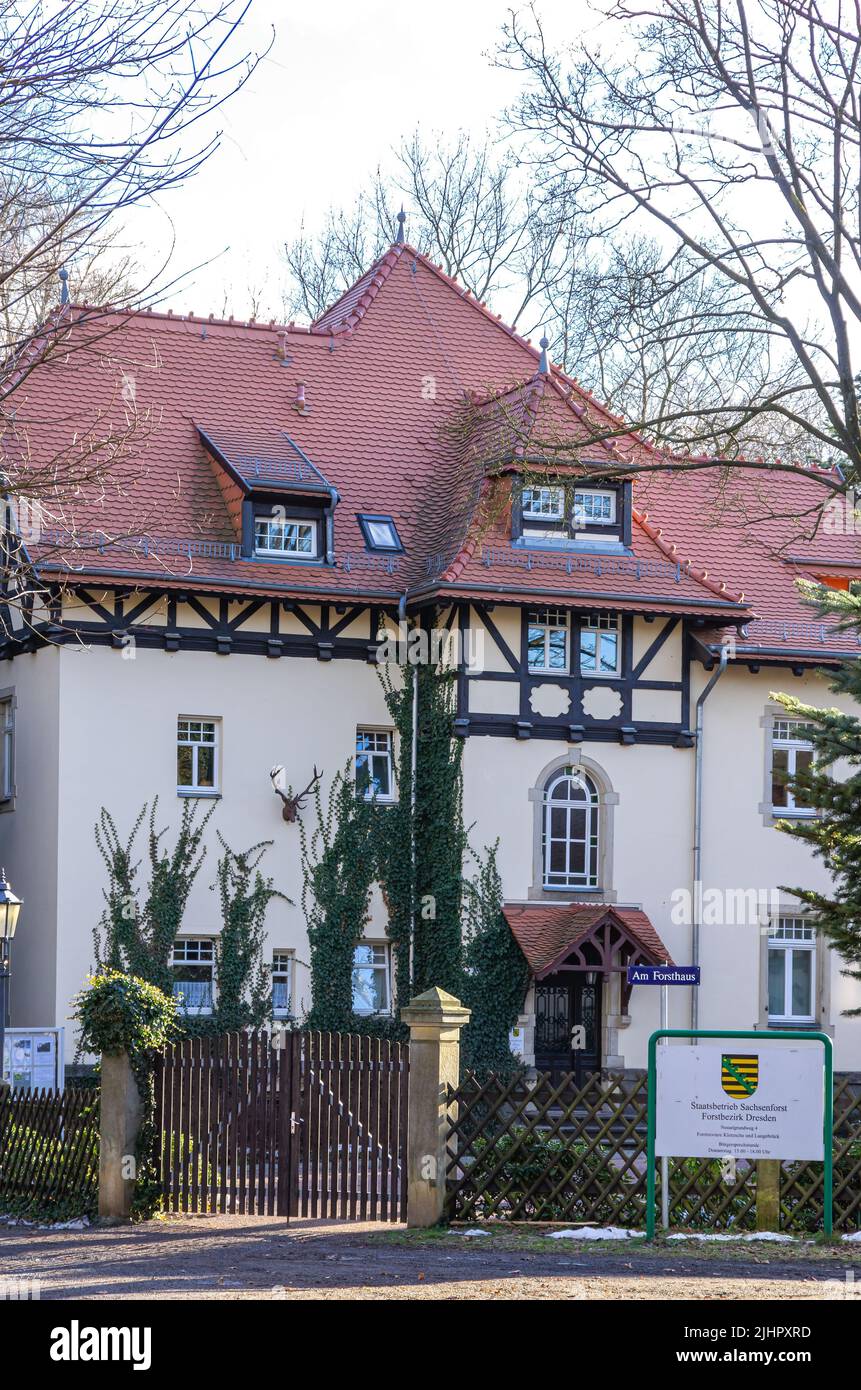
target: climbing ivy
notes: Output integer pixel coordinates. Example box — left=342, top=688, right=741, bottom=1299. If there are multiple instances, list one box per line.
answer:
left=94, top=801, right=287, bottom=1038
left=302, top=611, right=521, bottom=1069
left=375, top=659, right=416, bottom=1016
left=300, top=763, right=377, bottom=1031
left=94, top=797, right=215, bottom=996
left=375, top=621, right=466, bottom=1004
left=460, top=843, right=530, bottom=1079
left=411, top=651, right=466, bottom=997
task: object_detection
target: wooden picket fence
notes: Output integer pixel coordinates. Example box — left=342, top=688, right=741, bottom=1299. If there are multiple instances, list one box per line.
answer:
left=154, top=1030, right=409, bottom=1221
left=446, top=1070, right=861, bottom=1231
left=0, top=1086, right=100, bottom=1219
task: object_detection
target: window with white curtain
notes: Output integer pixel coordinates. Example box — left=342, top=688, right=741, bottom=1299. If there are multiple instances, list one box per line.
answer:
left=272, top=951, right=293, bottom=1018
left=171, top=939, right=215, bottom=1014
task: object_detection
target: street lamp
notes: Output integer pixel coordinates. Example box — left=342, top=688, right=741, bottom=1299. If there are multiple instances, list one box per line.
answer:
left=0, top=870, right=22, bottom=1087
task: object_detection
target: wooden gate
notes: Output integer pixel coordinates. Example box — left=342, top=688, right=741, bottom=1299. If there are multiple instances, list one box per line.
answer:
left=154, top=1030, right=408, bottom=1221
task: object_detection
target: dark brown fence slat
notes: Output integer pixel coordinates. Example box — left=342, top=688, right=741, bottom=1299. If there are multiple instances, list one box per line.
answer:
left=152, top=1027, right=411, bottom=1225
left=368, top=1037, right=380, bottom=1222
left=263, top=1031, right=275, bottom=1217
left=309, top=1031, right=320, bottom=1219
left=398, top=1042, right=409, bottom=1221
left=288, top=1031, right=301, bottom=1218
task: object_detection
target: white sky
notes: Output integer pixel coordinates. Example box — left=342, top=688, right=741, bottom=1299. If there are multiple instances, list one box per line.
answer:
left=143, top=0, right=592, bottom=319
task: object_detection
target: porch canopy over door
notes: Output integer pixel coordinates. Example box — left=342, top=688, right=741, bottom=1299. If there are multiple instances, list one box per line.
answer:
left=503, top=903, right=673, bottom=1010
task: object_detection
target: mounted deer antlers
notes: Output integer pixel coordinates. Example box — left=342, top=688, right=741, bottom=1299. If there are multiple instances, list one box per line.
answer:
left=270, top=765, right=323, bottom=823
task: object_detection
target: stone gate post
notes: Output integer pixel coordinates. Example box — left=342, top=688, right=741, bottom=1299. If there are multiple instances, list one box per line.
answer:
left=98, top=1050, right=142, bottom=1222
left=401, top=986, right=470, bottom=1228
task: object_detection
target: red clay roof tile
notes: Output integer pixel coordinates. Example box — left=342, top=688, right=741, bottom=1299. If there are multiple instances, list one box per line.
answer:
left=10, top=243, right=859, bottom=652
left=503, top=903, right=673, bottom=976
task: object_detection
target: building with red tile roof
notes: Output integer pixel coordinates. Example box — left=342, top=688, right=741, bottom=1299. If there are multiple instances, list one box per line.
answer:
left=2, top=238, right=860, bottom=1079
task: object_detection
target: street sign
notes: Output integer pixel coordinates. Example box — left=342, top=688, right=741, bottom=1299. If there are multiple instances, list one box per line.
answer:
left=627, top=964, right=700, bottom=985
left=655, top=1044, right=824, bottom=1160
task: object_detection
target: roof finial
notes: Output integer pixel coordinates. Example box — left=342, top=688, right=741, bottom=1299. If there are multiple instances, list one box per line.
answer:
left=538, top=332, right=550, bottom=374
left=59, top=266, right=69, bottom=305
left=395, top=207, right=406, bottom=245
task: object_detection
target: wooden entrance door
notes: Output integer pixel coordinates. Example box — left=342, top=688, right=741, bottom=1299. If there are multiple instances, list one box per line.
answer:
left=535, top=975, right=602, bottom=1078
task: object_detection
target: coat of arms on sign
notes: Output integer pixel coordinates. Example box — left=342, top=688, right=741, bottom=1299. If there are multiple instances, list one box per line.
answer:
left=721, top=1053, right=759, bottom=1097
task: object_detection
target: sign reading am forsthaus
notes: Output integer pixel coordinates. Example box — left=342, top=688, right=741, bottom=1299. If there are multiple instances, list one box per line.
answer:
left=646, top=1029, right=834, bottom=1238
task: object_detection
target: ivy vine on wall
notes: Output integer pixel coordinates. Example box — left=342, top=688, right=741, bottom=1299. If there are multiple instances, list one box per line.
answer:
left=298, top=610, right=529, bottom=1075
left=299, top=763, right=377, bottom=1032
left=94, top=801, right=287, bottom=1036
left=94, top=796, right=214, bottom=996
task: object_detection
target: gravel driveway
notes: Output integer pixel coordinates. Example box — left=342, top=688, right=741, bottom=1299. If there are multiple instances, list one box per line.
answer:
left=2, top=1216, right=859, bottom=1300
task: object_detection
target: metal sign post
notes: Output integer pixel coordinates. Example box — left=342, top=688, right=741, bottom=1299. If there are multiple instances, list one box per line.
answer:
left=660, top=981, right=669, bottom=1229
left=646, top=1028, right=834, bottom=1239
left=626, top=963, right=700, bottom=1230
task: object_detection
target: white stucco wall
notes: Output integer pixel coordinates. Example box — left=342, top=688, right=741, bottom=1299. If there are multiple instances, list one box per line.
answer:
left=3, top=624, right=860, bottom=1073
left=4, top=640, right=396, bottom=1061
left=0, top=647, right=61, bottom=1030
left=461, top=659, right=861, bottom=1070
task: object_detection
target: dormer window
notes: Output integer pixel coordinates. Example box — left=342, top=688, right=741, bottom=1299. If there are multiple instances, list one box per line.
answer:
left=255, top=514, right=318, bottom=558
left=522, top=486, right=565, bottom=520
left=573, top=488, right=616, bottom=528
left=245, top=499, right=326, bottom=563
left=358, top=514, right=403, bottom=553
left=516, top=477, right=629, bottom=548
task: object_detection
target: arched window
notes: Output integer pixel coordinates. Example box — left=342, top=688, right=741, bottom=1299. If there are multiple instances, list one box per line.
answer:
left=542, top=769, right=600, bottom=889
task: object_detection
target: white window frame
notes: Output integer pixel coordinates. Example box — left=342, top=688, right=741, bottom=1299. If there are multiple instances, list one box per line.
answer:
left=542, top=770, right=600, bottom=890
left=171, top=938, right=215, bottom=1015
left=522, top=486, right=565, bottom=521
left=0, top=695, right=14, bottom=802
left=579, top=614, right=621, bottom=677
left=767, top=918, right=816, bottom=1025
left=272, top=950, right=294, bottom=1019
left=572, top=487, right=617, bottom=528
left=527, top=608, right=569, bottom=673
left=177, top=717, right=220, bottom=796
left=351, top=942, right=392, bottom=1016
left=355, top=728, right=395, bottom=802
left=254, top=515, right=318, bottom=559
left=771, top=718, right=815, bottom=817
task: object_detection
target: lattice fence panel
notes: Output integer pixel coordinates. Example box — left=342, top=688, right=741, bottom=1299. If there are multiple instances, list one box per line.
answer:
left=446, top=1071, right=861, bottom=1232
left=446, top=1071, right=650, bottom=1224
left=781, top=1078, right=861, bottom=1233
left=0, top=1086, right=99, bottom=1219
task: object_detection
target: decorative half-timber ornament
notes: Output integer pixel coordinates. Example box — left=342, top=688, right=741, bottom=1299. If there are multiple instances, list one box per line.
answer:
left=270, top=765, right=323, bottom=823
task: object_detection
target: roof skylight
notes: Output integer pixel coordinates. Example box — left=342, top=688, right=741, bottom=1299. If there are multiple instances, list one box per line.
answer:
left=358, top=514, right=403, bottom=553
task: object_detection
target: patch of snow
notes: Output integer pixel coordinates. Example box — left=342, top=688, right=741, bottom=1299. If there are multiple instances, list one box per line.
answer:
left=549, top=1226, right=639, bottom=1241
left=842, top=1230, right=861, bottom=1242
left=448, top=1227, right=491, bottom=1237
left=667, top=1231, right=795, bottom=1243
